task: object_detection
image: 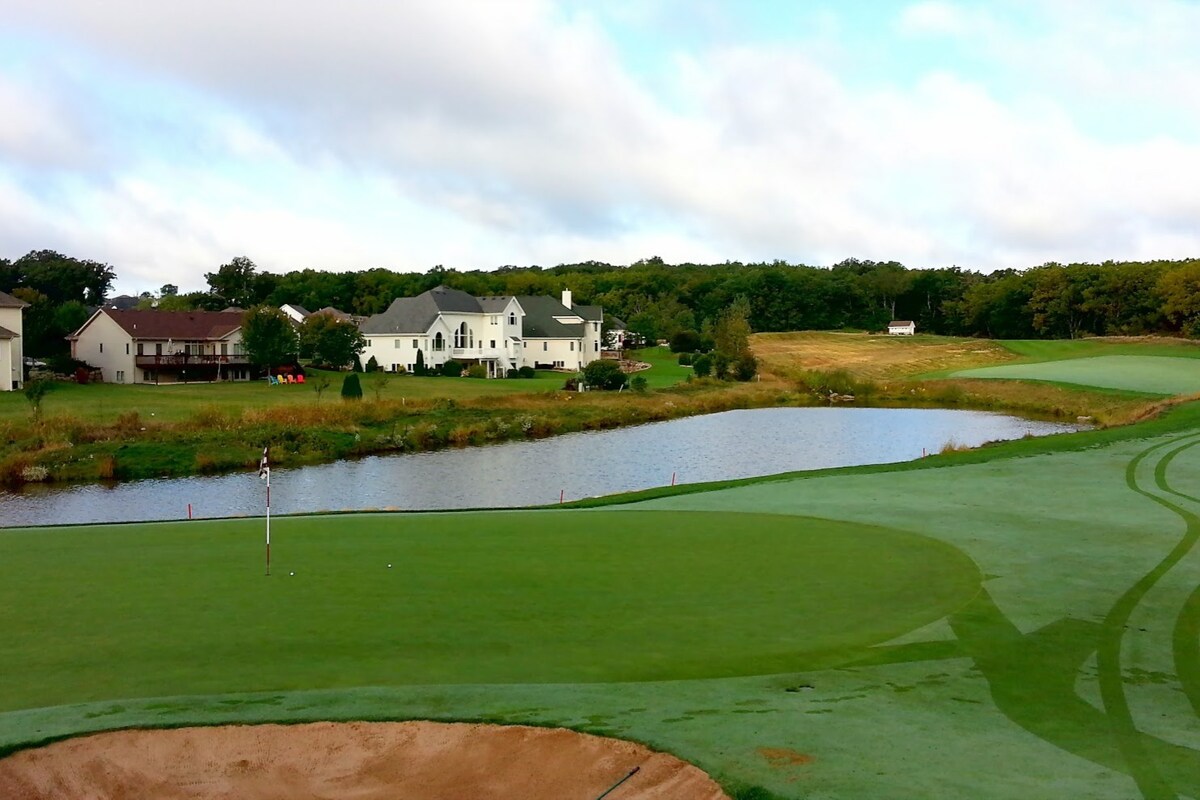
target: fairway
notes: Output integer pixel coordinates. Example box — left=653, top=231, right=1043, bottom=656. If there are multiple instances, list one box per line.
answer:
left=0, top=510, right=979, bottom=712
left=951, top=354, right=1200, bottom=395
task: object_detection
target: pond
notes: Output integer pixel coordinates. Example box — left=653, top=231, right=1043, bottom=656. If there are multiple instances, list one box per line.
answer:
left=0, top=407, right=1080, bottom=527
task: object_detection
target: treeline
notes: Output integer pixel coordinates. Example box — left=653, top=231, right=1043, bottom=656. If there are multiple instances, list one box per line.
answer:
left=170, top=254, right=1200, bottom=343
left=5, top=249, right=1200, bottom=357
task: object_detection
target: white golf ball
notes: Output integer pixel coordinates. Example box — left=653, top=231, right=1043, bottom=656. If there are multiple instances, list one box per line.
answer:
left=387, top=564, right=392, bottom=568
left=289, top=571, right=295, bottom=576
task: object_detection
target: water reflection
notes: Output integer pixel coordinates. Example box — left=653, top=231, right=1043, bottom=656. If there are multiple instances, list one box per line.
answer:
left=0, top=407, right=1078, bottom=527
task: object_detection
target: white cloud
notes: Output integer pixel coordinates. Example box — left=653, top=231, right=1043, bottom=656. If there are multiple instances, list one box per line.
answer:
left=0, top=0, right=1198, bottom=292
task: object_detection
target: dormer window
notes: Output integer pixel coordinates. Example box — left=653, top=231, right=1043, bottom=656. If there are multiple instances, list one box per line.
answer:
left=508, top=312, right=516, bottom=325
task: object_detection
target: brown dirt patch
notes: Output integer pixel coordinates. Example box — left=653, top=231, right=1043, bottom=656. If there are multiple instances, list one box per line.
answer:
left=757, top=746, right=815, bottom=768
left=0, top=721, right=730, bottom=800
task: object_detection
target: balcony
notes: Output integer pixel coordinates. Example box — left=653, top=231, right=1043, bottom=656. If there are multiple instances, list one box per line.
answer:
left=135, top=353, right=250, bottom=368
left=450, top=347, right=510, bottom=361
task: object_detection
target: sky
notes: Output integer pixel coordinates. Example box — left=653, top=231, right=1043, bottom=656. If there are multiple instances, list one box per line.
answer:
left=1, top=0, right=1198, bottom=296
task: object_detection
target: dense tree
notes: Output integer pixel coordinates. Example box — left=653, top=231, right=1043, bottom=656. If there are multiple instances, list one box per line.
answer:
left=8, top=250, right=115, bottom=305
left=297, top=314, right=366, bottom=370
left=206, top=256, right=273, bottom=308
left=713, top=296, right=752, bottom=360
left=240, top=306, right=297, bottom=368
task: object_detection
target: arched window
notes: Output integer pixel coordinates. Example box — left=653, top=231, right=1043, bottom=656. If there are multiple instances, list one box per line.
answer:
left=508, top=312, right=516, bottom=325
left=454, top=322, right=469, bottom=349
left=433, top=332, right=444, bottom=351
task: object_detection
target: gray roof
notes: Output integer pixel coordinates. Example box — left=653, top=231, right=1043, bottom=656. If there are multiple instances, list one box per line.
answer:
left=284, top=303, right=311, bottom=317
left=573, top=304, right=603, bottom=322
left=0, top=290, right=28, bottom=309
left=606, top=315, right=626, bottom=329
left=0, top=324, right=17, bottom=339
left=516, top=295, right=586, bottom=339
left=477, top=296, right=514, bottom=313
left=360, top=285, right=482, bottom=335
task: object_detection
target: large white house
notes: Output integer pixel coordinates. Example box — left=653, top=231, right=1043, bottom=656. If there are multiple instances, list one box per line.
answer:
left=0, top=290, right=27, bottom=390
left=68, top=308, right=251, bottom=384
left=360, top=286, right=603, bottom=376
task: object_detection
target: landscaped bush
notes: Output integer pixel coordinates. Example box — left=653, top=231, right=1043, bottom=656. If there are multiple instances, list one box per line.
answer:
left=441, top=359, right=464, bottom=377
left=518, top=366, right=536, bottom=378
left=630, top=375, right=648, bottom=393
left=582, top=359, right=628, bottom=391
left=692, top=354, right=713, bottom=378
left=506, top=368, right=519, bottom=378
left=365, top=356, right=379, bottom=372
left=677, top=353, right=694, bottom=366
left=340, top=372, right=363, bottom=401
left=466, top=364, right=487, bottom=379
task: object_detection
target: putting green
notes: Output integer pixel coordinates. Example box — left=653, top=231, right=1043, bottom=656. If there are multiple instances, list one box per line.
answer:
left=950, top=354, right=1200, bottom=395
left=0, top=510, right=979, bottom=711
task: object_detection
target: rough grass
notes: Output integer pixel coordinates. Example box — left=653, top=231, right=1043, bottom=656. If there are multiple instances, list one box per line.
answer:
left=751, top=331, right=1015, bottom=381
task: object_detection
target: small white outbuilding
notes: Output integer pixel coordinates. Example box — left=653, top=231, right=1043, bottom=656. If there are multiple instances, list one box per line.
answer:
left=887, top=320, right=916, bottom=336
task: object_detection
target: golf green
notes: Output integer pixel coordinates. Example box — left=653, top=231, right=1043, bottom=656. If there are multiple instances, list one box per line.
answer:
left=0, top=510, right=979, bottom=711
left=951, top=354, right=1200, bottom=395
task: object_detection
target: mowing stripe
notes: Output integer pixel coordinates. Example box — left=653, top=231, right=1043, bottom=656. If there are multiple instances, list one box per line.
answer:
left=1101, top=434, right=1200, bottom=799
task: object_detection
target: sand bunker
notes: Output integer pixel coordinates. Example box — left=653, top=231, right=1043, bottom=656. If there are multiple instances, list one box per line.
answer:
left=0, top=720, right=730, bottom=799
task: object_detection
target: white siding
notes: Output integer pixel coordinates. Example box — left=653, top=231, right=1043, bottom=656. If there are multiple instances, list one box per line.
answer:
left=71, top=313, right=135, bottom=383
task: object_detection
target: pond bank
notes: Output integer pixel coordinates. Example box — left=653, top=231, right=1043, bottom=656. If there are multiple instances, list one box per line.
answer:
left=0, top=372, right=1147, bottom=490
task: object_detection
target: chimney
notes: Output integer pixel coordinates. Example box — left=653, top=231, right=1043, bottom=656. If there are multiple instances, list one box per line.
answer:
left=561, top=289, right=572, bottom=309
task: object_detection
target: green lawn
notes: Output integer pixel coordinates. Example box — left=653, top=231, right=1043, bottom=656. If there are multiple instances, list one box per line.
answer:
left=951, top=354, right=1200, bottom=395
left=2, top=356, right=690, bottom=425
left=999, top=338, right=1200, bottom=361
left=2, top=400, right=1199, bottom=798
left=627, top=346, right=693, bottom=388
left=0, top=511, right=976, bottom=712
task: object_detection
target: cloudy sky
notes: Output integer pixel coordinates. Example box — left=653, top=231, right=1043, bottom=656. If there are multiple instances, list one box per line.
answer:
left=2, top=1, right=1198, bottom=295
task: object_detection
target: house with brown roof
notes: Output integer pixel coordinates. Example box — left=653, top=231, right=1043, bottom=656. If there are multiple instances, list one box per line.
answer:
left=0, top=290, right=28, bottom=390
left=68, top=308, right=251, bottom=384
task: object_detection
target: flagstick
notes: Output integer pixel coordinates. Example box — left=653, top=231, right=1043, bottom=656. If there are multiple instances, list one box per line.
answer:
left=265, top=467, right=271, bottom=576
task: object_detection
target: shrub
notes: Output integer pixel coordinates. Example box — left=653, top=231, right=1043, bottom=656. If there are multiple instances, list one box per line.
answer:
left=353, top=355, right=364, bottom=372
left=692, top=353, right=713, bottom=378
left=677, top=353, right=694, bottom=366
left=365, top=355, right=379, bottom=372
left=518, top=366, right=535, bottom=378
left=582, top=359, right=628, bottom=391
left=506, top=368, right=519, bottom=378
left=414, top=349, right=426, bottom=376
left=630, top=375, right=648, bottom=393
left=441, top=359, right=464, bottom=377
left=669, top=330, right=702, bottom=353
left=340, top=372, right=363, bottom=401
left=466, top=364, right=487, bottom=379
left=712, top=352, right=730, bottom=380
left=394, top=364, right=407, bottom=375
left=732, top=353, right=758, bottom=381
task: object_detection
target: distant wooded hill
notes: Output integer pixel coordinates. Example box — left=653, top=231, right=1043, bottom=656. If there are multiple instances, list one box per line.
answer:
left=5, top=251, right=1200, bottom=356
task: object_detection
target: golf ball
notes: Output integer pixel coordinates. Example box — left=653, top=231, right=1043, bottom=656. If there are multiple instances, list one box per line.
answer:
left=289, top=571, right=295, bottom=576
left=387, top=564, right=392, bottom=568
